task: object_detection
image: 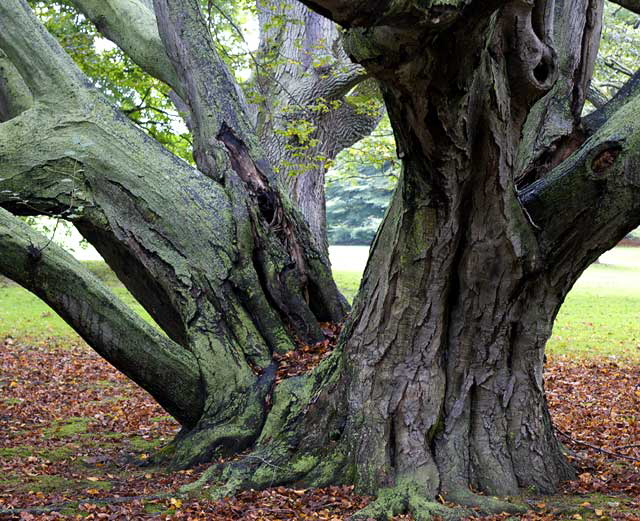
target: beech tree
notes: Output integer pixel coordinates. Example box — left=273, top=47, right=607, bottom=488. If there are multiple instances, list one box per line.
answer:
left=52, top=0, right=381, bottom=255
left=2, top=0, right=640, bottom=518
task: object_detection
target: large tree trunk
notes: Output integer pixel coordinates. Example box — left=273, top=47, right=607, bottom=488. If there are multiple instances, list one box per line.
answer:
left=180, top=0, right=640, bottom=517
left=3, top=0, right=640, bottom=519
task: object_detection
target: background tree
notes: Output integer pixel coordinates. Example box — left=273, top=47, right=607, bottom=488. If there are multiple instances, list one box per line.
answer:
left=2, top=1, right=640, bottom=520
left=252, top=0, right=382, bottom=253
left=29, top=0, right=381, bottom=255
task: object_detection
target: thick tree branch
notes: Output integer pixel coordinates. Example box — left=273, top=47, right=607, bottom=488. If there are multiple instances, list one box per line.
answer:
left=587, top=84, right=608, bottom=109
left=153, top=0, right=257, bottom=182
left=608, top=0, right=640, bottom=13
left=0, top=0, right=86, bottom=100
left=583, top=68, right=640, bottom=134
left=0, top=49, right=32, bottom=121
left=522, top=90, right=640, bottom=289
left=297, top=0, right=505, bottom=29
left=295, top=64, right=368, bottom=103
left=69, top=0, right=182, bottom=97
left=0, top=207, right=203, bottom=427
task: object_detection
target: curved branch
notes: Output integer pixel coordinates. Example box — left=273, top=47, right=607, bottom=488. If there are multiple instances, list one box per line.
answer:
left=608, top=0, right=640, bottom=14
left=0, top=0, right=86, bottom=100
left=68, top=0, right=182, bottom=97
left=0, top=207, right=204, bottom=427
left=521, top=90, right=640, bottom=289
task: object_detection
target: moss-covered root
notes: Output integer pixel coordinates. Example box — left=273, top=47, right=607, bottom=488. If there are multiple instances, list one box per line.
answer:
left=445, top=488, right=528, bottom=515
left=179, top=449, right=309, bottom=500
left=350, top=484, right=470, bottom=521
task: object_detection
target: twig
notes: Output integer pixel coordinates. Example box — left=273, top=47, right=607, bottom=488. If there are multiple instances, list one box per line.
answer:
left=555, top=427, right=640, bottom=462
left=613, top=443, right=640, bottom=450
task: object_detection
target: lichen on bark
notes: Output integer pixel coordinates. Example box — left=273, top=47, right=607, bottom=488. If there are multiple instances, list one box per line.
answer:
left=2, top=0, right=640, bottom=519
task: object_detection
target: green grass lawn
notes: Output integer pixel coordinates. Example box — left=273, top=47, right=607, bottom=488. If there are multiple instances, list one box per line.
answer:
left=2, top=250, right=640, bottom=359
left=0, top=261, right=154, bottom=345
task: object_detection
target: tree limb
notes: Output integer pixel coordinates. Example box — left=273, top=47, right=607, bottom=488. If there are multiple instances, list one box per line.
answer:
left=0, top=207, right=204, bottom=427
left=521, top=89, right=640, bottom=290
left=304, top=64, right=368, bottom=102
left=0, top=0, right=86, bottom=100
left=153, top=0, right=257, bottom=182
left=587, top=84, right=608, bottom=109
left=69, top=0, right=182, bottom=97
left=298, top=0, right=509, bottom=29
left=608, top=0, right=640, bottom=14
left=0, top=49, right=32, bottom=121
left=583, top=68, right=640, bottom=134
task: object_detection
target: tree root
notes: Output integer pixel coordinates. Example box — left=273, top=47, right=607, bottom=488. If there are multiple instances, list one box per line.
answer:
left=349, top=483, right=471, bottom=521
left=444, top=488, right=528, bottom=515
left=349, top=482, right=530, bottom=520
left=167, top=367, right=277, bottom=469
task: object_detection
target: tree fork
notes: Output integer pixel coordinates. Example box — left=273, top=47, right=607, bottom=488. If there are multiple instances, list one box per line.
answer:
left=0, top=0, right=346, bottom=469
left=4, top=0, right=640, bottom=519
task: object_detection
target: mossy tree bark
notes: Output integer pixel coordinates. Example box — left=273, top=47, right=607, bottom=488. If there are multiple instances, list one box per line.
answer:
left=69, top=0, right=381, bottom=256
left=0, top=0, right=346, bottom=469
left=2, top=0, right=640, bottom=518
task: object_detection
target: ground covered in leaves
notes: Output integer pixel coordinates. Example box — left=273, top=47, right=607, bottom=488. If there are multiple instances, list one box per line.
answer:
left=1, top=337, right=640, bottom=520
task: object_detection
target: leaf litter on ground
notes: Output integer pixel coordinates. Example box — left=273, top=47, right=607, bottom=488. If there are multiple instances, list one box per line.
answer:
left=1, top=336, right=640, bottom=520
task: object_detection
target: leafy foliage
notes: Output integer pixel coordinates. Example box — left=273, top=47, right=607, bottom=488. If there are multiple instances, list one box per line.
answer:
left=592, top=4, right=640, bottom=98
left=29, top=0, right=193, bottom=161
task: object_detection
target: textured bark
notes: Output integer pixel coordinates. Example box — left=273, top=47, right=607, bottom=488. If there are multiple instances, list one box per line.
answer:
left=0, top=0, right=346, bottom=469
left=0, top=49, right=32, bottom=120
left=255, top=0, right=381, bottom=254
left=515, top=0, right=603, bottom=186
left=337, top=0, right=574, bottom=499
left=3, top=0, right=640, bottom=518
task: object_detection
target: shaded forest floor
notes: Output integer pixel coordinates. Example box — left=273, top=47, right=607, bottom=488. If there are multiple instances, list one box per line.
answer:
left=1, top=338, right=640, bottom=520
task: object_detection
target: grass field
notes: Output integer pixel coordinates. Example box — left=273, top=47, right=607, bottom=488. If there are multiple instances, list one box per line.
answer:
left=2, top=249, right=640, bottom=359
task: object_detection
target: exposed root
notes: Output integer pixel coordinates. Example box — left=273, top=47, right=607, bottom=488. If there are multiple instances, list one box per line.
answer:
left=349, top=483, right=471, bottom=521
left=167, top=367, right=277, bottom=469
left=445, top=488, right=528, bottom=515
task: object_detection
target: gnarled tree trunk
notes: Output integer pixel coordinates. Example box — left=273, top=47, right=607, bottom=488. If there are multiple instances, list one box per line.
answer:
left=2, top=0, right=640, bottom=519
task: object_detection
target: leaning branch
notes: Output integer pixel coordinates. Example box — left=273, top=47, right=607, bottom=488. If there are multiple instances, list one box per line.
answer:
left=69, top=0, right=182, bottom=97
left=0, top=207, right=204, bottom=427
left=522, top=90, right=640, bottom=290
